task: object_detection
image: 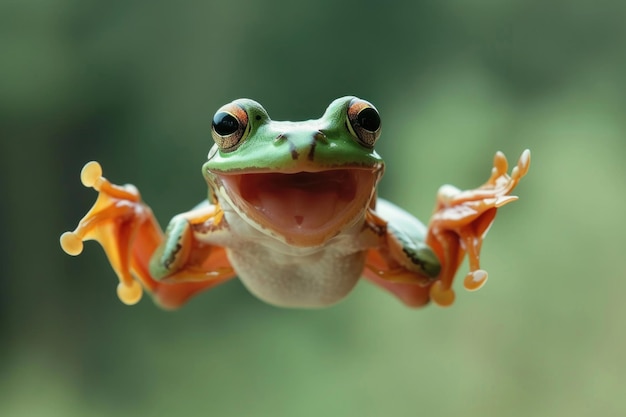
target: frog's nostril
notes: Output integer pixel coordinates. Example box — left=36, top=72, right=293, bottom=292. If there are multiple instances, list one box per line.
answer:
left=314, top=131, right=328, bottom=143
left=273, top=131, right=327, bottom=161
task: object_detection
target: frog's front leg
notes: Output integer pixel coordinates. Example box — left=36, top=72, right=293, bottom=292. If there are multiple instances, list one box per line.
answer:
left=363, top=199, right=442, bottom=307
left=149, top=201, right=234, bottom=285
left=60, top=162, right=235, bottom=309
left=364, top=150, right=530, bottom=307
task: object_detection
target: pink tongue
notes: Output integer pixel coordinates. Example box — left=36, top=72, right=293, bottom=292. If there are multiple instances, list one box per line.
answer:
left=253, top=187, right=340, bottom=230
left=229, top=171, right=358, bottom=232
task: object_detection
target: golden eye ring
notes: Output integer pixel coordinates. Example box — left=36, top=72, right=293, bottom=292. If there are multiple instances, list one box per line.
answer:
left=346, top=98, right=381, bottom=148
left=211, top=103, right=250, bottom=151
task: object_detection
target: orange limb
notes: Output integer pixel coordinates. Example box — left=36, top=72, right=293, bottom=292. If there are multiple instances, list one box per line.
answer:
left=60, top=161, right=235, bottom=309
left=363, top=203, right=440, bottom=307
left=364, top=149, right=530, bottom=308
left=364, top=249, right=433, bottom=307
left=426, top=149, right=530, bottom=306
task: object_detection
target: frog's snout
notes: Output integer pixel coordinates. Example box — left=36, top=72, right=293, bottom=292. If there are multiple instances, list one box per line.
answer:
left=275, top=130, right=328, bottom=161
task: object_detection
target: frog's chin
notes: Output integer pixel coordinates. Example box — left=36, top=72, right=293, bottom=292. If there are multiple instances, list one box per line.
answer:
left=217, top=169, right=379, bottom=247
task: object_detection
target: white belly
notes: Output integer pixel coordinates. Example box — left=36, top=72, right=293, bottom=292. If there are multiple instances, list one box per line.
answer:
left=226, top=244, right=367, bottom=308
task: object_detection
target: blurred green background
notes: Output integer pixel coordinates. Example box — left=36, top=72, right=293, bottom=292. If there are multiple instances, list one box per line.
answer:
left=2, top=0, right=626, bottom=416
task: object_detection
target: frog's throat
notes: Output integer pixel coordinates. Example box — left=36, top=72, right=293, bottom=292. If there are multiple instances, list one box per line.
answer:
left=215, top=168, right=380, bottom=247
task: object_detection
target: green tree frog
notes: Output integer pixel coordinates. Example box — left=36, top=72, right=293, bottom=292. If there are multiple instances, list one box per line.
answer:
left=60, top=97, right=530, bottom=309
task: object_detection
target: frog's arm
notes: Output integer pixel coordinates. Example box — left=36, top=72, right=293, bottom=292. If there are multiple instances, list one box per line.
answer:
left=364, top=149, right=530, bottom=307
left=60, top=162, right=235, bottom=309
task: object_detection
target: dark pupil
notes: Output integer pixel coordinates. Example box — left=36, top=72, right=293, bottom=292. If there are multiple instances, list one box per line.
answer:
left=213, top=112, right=239, bottom=136
left=357, top=108, right=380, bottom=132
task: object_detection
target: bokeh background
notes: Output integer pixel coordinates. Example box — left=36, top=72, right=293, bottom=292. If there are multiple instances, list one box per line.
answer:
left=2, top=0, right=626, bottom=416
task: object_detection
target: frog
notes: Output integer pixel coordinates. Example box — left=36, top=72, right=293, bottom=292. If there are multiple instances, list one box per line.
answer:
left=60, top=96, right=530, bottom=310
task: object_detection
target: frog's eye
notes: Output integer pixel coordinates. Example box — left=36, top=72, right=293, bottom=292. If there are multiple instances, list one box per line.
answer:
left=347, top=98, right=381, bottom=148
left=211, top=103, right=249, bottom=151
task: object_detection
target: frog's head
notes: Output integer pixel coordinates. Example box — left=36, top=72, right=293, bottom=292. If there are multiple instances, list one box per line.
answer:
left=203, top=96, right=384, bottom=247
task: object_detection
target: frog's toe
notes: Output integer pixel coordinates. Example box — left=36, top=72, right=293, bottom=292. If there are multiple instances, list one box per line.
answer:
left=492, top=150, right=509, bottom=176
left=80, top=161, right=103, bottom=188
left=117, top=280, right=143, bottom=305
left=60, top=231, right=84, bottom=256
left=494, top=195, right=518, bottom=207
left=514, top=149, right=531, bottom=179
left=429, top=280, right=456, bottom=307
left=463, top=269, right=488, bottom=291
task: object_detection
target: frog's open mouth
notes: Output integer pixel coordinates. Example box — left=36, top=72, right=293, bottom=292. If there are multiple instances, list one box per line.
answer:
left=218, top=169, right=379, bottom=246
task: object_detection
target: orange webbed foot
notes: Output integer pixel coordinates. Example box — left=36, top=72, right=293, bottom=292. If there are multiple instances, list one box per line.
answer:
left=60, top=161, right=154, bottom=305
left=427, top=150, right=531, bottom=306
